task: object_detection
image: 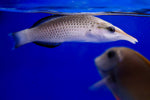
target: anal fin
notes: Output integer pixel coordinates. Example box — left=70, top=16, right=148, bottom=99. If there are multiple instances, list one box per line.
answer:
left=33, top=41, right=62, bottom=48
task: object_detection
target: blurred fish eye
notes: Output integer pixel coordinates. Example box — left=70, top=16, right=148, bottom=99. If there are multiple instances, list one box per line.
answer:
left=107, top=26, right=115, bottom=33
left=107, top=50, right=116, bottom=59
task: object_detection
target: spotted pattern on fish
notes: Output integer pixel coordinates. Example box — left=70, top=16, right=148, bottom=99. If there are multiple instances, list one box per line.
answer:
left=28, top=15, right=103, bottom=42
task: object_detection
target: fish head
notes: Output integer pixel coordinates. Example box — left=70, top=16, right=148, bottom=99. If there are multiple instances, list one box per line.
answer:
left=95, top=47, right=122, bottom=75
left=93, top=20, right=138, bottom=44
left=95, top=47, right=136, bottom=75
left=95, top=47, right=150, bottom=73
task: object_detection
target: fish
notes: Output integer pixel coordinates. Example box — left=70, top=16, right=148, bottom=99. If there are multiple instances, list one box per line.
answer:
left=12, top=15, right=138, bottom=48
left=90, top=47, right=150, bottom=100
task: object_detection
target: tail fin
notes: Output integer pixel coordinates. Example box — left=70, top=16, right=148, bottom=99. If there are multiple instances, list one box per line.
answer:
left=10, top=29, right=30, bottom=48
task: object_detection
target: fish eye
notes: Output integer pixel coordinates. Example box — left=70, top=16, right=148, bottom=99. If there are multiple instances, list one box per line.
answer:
left=107, top=26, right=115, bottom=33
left=107, top=50, right=116, bottom=59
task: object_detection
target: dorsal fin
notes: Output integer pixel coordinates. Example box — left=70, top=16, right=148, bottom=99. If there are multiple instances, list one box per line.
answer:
left=30, top=15, right=63, bottom=28
left=133, top=50, right=150, bottom=66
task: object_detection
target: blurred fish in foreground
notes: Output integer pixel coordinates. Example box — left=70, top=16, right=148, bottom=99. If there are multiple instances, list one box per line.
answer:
left=91, top=47, right=150, bottom=100
left=11, top=15, right=138, bottom=48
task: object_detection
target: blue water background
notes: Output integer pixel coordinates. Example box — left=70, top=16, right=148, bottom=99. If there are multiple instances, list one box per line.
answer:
left=0, top=0, right=150, bottom=100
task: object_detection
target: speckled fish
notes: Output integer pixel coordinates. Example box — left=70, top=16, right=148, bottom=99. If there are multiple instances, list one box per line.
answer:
left=12, top=15, right=138, bottom=48
left=91, top=47, right=150, bottom=100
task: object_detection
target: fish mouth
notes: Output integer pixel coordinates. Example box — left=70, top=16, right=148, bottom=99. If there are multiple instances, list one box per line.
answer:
left=95, top=56, right=110, bottom=72
left=116, top=30, right=138, bottom=44
left=122, top=33, right=138, bottom=44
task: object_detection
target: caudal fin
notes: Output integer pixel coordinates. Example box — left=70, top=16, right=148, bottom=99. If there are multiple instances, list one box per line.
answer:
left=10, top=29, right=30, bottom=48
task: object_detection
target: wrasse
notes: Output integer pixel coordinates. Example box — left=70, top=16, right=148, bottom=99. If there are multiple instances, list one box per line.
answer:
left=12, top=15, right=138, bottom=48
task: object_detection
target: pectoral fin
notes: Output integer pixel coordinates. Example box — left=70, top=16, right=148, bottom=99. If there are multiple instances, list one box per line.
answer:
left=89, top=76, right=109, bottom=91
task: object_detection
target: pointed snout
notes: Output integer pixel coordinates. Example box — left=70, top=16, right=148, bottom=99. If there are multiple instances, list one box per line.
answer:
left=116, top=29, right=138, bottom=44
